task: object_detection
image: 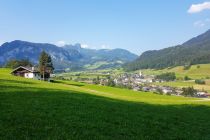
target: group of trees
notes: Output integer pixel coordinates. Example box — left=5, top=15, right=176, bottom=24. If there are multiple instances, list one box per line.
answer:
left=5, top=59, right=32, bottom=69
left=155, top=72, right=176, bottom=81
left=93, top=76, right=100, bottom=84
left=5, top=51, right=54, bottom=79
left=181, top=87, right=197, bottom=97
left=195, top=79, right=206, bottom=85
left=107, top=77, right=115, bottom=87
left=93, top=76, right=116, bottom=87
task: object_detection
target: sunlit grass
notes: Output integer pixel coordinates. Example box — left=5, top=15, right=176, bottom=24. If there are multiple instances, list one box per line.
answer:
left=1, top=68, right=210, bottom=139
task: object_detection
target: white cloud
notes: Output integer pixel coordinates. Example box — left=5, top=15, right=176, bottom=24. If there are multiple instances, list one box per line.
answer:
left=55, top=40, right=66, bottom=47
left=81, top=44, right=89, bottom=48
left=188, top=2, right=210, bottom=14
left=101, top=44, right=110, bottom=49
left=194, top=20, right=205, bottom=27
left=0, top=40, right=5, bottom=46
left=193, top=18, right=210, bottom=27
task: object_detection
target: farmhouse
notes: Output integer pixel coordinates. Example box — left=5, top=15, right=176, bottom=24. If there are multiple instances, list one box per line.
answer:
left=11, top=66, right=41, bottom=80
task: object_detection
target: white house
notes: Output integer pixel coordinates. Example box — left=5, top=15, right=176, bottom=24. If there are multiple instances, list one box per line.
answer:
left=11, top=66, right=41, bottom=80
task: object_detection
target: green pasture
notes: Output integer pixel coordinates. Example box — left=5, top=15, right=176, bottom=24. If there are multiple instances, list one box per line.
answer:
left=1, top=68, right=210, bottom=139
left=141, top=64, right=210, bottom=79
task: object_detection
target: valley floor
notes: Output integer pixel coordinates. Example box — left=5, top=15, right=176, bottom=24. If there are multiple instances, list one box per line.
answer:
left=1, top=68, right=210, bottom=139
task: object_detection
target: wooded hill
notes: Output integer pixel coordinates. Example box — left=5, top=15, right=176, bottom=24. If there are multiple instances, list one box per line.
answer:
left=124, top=29, right=210, bottom=71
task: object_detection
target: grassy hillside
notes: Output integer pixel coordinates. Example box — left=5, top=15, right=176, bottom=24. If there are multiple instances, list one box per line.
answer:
left=141, top=63, right=210, bottom=79
left=1, top=68, right=210, bottom=139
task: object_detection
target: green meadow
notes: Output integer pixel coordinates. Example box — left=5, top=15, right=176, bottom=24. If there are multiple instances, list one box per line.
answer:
left=1, top=68, right=210, bottom=139
left=141, top=63, right=210, bottom=79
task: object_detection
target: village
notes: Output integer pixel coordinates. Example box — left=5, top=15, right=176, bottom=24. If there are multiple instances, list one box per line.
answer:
left=9, top=64, right=210, bottom=99
left=96, top=71, right=210, bottom=98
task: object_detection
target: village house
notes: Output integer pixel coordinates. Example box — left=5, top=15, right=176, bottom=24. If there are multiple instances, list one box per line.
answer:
left=11, top=66, right=41, bottom=79
left=133, top=86, right=140, bottom=91
left=162, top=87, right=173, bottom=94
left=11, top=66, right=51, bottom=81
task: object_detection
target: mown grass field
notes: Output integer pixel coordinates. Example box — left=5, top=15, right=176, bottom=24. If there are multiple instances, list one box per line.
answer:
left=141, top=64, right=210, bottom=79
left=1, top=68, right=210, bottom=139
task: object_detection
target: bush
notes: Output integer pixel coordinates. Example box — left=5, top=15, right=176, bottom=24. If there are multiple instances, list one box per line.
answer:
left=184, top=76, right=191, bottom=81
left=206, top=76, right=210, bottom=79
left=183, top=64, right=191, bottom=70
left=176, top=77, right=183, bottom=81
left=195, top=79, right=205, bottom=85
left=197, top=65, right=200, bottom=69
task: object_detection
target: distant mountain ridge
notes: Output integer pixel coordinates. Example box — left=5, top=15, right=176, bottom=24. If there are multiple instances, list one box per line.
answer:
left=124, top=29, right=210, bottom=71
left=0, top=40, right=138, bottom=70
left=63, top=44, right=137, bottom=64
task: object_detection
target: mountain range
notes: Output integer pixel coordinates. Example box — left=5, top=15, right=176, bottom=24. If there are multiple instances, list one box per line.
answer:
left=0, top=40, right=138, bottom=70
left=124, top=29, right=210, bottom=71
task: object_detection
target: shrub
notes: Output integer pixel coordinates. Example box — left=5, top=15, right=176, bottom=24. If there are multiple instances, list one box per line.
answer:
left=195, top=79, right=205, bottom=85
left=183, top=64, right=191, bottom=70
left=184, top=76, right=191, bottom=81
left=176, top=77, right=183, bottom=81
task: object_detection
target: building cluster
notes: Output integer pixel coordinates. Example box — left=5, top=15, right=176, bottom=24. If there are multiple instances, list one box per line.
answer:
left=102, top=71, right=210, bottom=98
left=113, top=72, right=154, bottom=85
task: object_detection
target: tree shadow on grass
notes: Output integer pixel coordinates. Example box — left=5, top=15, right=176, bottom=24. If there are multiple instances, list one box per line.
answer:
left=0, top=84, right=210, bottom=140
left=0, top=79, right=38, bottom=85
left=52, top=80, right=85, bottom=87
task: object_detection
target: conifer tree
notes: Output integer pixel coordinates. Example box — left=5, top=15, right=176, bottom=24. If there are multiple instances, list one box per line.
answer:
left=39, top=51, right=54, bottom=80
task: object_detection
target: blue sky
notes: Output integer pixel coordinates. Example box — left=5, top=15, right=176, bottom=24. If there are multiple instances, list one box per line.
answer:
left=0, top=0, right=210, bottom=55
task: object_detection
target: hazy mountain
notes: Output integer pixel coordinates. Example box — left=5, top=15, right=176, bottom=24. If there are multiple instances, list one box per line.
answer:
left=0, top=40, right=81, bottom=69
left=0, top=40, right=138, bottom=70
left=63, top=44, right=138, bottom=70
left=124, top=29, right=210, bottom=71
